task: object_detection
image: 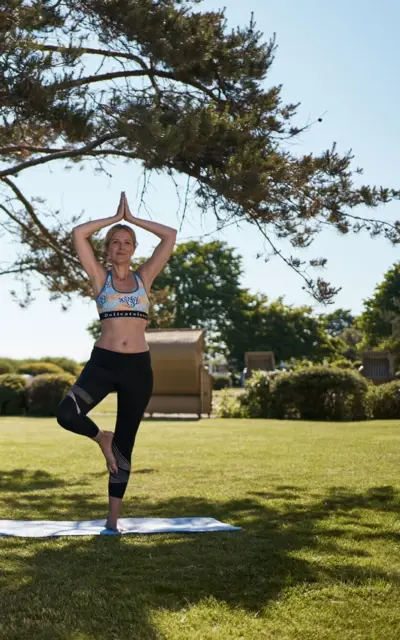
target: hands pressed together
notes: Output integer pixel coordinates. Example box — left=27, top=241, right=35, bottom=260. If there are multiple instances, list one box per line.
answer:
left=114, top=191, right=135, bottom=223
left=111, top=190, right=177, bottom=242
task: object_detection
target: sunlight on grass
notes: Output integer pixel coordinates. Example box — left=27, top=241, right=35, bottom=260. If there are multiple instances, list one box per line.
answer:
left=1, top=416, right=400, bottom=639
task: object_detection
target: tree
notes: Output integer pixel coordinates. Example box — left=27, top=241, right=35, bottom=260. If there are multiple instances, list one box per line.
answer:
left=321, top=308, right=355, bottom=337
left=2, top=0, right=400, bottom=306
left=358, top=263, right=400, bottom=348
left=338, top=326, right=363, bottom=361
left=152, top=240, right=243, bottom=347
left=224, top=296, right=342, bottom=369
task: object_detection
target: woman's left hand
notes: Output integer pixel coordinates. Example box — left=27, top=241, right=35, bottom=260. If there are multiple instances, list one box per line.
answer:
left=120, top=191, right=176, bottom=289
left=122, top=193, right=136, bottom=223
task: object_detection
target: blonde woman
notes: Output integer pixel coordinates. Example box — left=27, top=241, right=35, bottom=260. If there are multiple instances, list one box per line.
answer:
left=57, top=192, right=177, bottom=532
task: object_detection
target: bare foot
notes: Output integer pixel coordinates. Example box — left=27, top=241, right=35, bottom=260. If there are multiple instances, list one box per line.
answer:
left=97, top=431, right=118, bottom=474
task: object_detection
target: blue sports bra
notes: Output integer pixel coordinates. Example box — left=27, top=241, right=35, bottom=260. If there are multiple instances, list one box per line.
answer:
left=95, top=270, right=149, bottom=321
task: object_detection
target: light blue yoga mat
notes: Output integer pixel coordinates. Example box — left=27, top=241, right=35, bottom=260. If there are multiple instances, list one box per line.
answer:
left=0, top=517, right=241, bottom=537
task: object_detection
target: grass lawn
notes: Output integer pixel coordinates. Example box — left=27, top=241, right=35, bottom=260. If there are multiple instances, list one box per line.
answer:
left=1, top=412, right=400, bottom=639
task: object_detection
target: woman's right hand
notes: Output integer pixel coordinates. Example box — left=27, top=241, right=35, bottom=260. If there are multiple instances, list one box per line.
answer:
left=114, top=192, right=125, bottom=221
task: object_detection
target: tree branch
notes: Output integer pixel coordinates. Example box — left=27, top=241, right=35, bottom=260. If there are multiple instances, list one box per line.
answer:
left=0, top=265, right=36, bottom=276
left=0, top=202, right=45, bottom=242
left=0, top=134, right=118, bottom=178
left=52, top=68, right=222, bottom=104
left=31, top=43, right=148, bottom=69
left=0, top=145, right=75, bottom=155
left=249, top=214, right=340, bottom=303
left=2, top=178, right=81, bottom=267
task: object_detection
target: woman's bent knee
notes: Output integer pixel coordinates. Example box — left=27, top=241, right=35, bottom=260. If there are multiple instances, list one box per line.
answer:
left=56, top=396, right=77, bottom=431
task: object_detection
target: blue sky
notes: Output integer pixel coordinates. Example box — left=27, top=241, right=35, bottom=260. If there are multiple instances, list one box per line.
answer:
left=2, top=0, right=399, bottom=362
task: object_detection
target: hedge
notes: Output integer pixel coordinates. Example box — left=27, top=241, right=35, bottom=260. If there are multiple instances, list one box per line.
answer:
left=272, top=366, right=369, bottom=421
left=366, top=381, right=400, bottom=419
left=218, top=367, right=370, bottom=421
left=39, top=357, right=81, bottom=376
left=27, top=373, right=74, bottom=417
left=0, top=358, right=16, bottom=375
left=17, top=361, right=64, bottom=376
left=0, top=374, right=28, bottom=415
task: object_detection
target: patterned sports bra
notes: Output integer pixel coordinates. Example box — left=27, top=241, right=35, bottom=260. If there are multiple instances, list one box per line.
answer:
left=95, top=270, right=149, bottom=321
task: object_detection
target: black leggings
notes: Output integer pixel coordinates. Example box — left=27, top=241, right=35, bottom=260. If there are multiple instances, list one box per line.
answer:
left=56, top=346, right=153, bottom=499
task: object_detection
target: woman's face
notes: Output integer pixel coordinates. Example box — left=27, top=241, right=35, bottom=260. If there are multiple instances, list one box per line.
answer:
left=108, top=230, right=135, bottom=265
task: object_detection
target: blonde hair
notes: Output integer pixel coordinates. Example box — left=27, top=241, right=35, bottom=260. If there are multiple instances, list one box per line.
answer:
left=103, top=224, right=137, bottom=261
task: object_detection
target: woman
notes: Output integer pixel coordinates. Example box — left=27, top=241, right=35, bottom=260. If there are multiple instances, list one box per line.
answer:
left=57, top=192, right=177, bottom=532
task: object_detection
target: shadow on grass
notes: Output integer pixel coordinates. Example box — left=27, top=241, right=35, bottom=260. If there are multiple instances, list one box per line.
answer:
left=0, top=469, right=68, bottom=492
left=1, top=478, right=400, bottom=639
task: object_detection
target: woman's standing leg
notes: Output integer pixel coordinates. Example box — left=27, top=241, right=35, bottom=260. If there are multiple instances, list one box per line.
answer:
left=106, top=353, right=153, bottom=530
left=56, top=360, right=118, bottom=473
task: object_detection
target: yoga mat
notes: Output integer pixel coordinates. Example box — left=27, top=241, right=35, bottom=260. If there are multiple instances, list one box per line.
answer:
left=0, top=517, right=241, bottom=537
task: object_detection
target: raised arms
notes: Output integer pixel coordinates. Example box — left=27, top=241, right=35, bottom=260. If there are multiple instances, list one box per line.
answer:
left=71, top=191, right=177, bottom=295
left=72, top=192, right=124, bottom=291
left=122, top=193, right=177, bottom=290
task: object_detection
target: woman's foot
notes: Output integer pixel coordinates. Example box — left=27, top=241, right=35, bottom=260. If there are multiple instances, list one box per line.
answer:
left=105, top=518, right=127, bottom=533
left=95, top=430, right=118, bottom=474
left=106, top=496, right=123, bottom=532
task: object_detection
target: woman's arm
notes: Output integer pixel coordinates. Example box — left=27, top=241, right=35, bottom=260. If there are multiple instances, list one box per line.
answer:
left=73, top=192, right=124, bottom=282
left=123, top=194, right=177, bottom=288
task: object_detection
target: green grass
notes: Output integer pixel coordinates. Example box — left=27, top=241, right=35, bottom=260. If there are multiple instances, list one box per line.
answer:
left=1, top=413, right=400, bottom=639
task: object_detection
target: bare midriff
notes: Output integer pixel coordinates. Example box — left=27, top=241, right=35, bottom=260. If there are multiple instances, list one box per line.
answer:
left=94, top=317, right=149, bottom=353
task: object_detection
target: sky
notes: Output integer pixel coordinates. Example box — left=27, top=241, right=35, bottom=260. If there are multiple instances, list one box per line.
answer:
left=1, top=0, right=400, bottom=362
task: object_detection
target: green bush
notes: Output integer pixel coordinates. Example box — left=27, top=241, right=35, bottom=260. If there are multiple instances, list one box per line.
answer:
left=284, top=358, right=319, bottom=371
left=0, top=374, right=28, bottom=415
left=27, top=373, right=74, bottom=416
left=0, top=358, right=16, bottom=374
left=330, top=358, right=361, bottom=370
left=215, top=389, right=245, bottom=418
left=215, top=371, right=282, bottom=418
left=212, top=374, right=231, bottom=390
left=273, top=366, right=369, bottom=421
left=366, top=381, right=400, bottom=419
left=239, top=370, right=281, bottom=418
left=39, top=357, right=80, bottom=376
left=17, top=361, right=64, bottom=376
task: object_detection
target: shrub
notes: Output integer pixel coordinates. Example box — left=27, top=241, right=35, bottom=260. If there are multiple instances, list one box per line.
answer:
left=366, top=381, right=400, bottom=419
left=39, top=357, right=80, bottom=376
left=284, top=358, right=318, bottom=371
left=0, top=374, right=28, bottom=415
left=273, top=366, right=369, bottom=421
left=27, top=373, right=74, bottom=416
left=239, top=370, right=282, bottom=418
left=0, top=358, right=16, bottom=374
left=215, top=388, right=245, bottom=418
left=212, top=374, right=231, bottom=390
left=17, top=361, right=64, bottom=376
left=330, top=358, right=361, bottom=370
left=215, top=371, right=282, bottom=418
